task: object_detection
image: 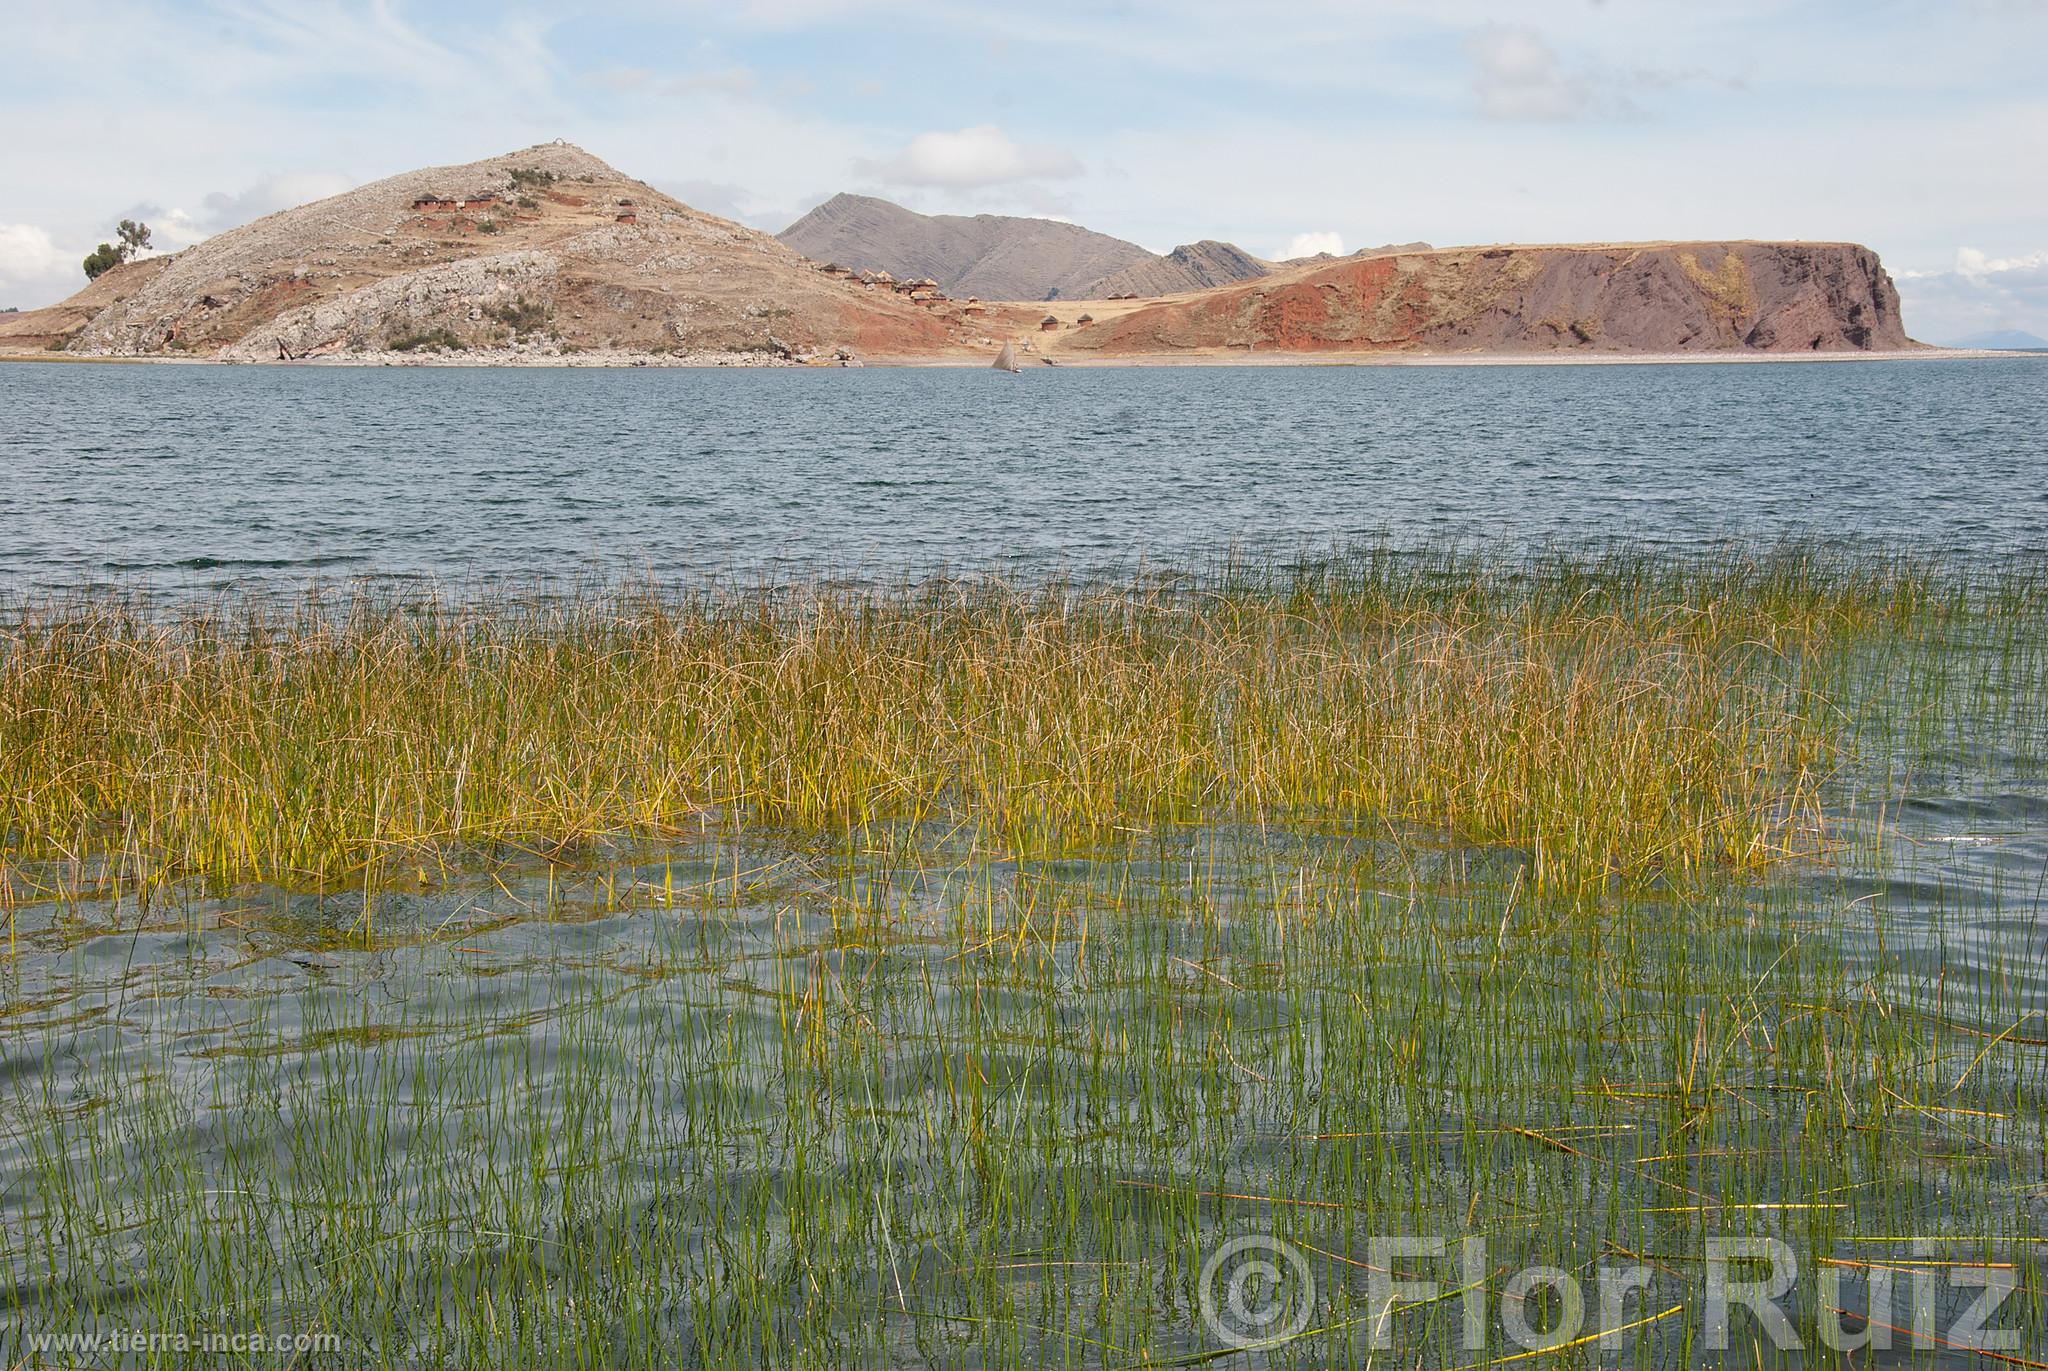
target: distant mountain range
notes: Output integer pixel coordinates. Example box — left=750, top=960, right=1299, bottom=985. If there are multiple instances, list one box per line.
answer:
left=1946, top=329, right=2048, bottom=350
left=777, top=194, right=1277, bottom=301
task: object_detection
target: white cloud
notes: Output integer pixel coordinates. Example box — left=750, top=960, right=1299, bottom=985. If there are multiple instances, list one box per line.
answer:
left=1894, top=247, right=2048, bottom=344
left=863, top=125, right=1080, bottom=188
left=1466, top=27, right=1597, bottom=121
left=0, top=223, right=84, bottom=310
left=1954, top=246, right=2048, bottom=279
left=197, top=171, right=358, bottom=233
left=1278, top=231, right=1345, bottom=260
left=1462, top=24, right=1738, bottom=122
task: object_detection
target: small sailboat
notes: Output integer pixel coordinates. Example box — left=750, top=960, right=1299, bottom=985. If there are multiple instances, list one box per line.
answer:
left=992, top=340, right=1021, bottom=372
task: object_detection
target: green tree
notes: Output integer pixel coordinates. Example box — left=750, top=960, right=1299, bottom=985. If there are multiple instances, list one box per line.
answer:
left=82, top=243, right=122, bottom=280
left=82, top=219, right=154, bottom=280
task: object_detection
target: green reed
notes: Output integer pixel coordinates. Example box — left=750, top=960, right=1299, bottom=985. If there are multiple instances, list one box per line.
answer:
left=3, top=544, right=2046, bottom=1367
left=0, top=545, right=1914, bottom=906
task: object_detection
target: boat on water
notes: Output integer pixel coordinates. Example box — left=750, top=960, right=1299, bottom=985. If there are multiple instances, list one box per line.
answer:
left=992, top=340, right=1021, bottom=372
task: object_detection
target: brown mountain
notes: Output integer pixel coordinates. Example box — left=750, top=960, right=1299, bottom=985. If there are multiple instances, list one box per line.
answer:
left=1052, top=242, right=1912, bottom=356
left=1088, top=241, right=1270, bottom=298
left=7, top=143, right=1015, bottom=362
left=776, top=193, right=1162, bottom=301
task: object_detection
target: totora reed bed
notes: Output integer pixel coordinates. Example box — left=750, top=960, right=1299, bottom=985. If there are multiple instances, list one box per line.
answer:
left=3, top=544, right=2048, bottom=1366
left=5, top=547, right=1907, bottom=901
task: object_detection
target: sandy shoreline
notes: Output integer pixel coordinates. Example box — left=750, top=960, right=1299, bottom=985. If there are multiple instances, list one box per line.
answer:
left=1, top=345, right=2036, bottom=370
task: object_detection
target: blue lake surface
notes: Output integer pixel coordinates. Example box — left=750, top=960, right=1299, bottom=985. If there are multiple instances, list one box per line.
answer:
left=2, top=357, right=2045, bottom=593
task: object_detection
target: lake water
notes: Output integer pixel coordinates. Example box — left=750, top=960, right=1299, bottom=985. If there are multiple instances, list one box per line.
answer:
left=3, top=357, right=2045, bottom=595
left=5, top=357, right=2048, bottom=1366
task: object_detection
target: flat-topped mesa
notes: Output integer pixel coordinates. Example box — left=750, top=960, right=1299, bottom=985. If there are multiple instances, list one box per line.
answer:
left=1060, top=242, right=1911, bottom=354
left=27, top=142, right=997, bottom=361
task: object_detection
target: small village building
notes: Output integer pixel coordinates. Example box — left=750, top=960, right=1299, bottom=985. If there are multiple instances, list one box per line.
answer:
left=413, top=192, right=502, bottom=213
left=1039, top=315, right=1060, bottom=331
left=1075, top=313, right=1095, bottom=325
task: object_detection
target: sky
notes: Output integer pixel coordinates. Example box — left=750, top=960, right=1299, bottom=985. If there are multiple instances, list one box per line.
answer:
left=1, top=0, right=2044, bottom=344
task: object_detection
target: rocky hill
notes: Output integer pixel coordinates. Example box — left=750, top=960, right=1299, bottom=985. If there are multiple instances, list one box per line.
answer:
left=776, top=193, right=1162, bottom=301
left=4, top=152, right=1917, bottom=364
left=1088, top=241, right=1270, bottom=298
left=1053, top=242, right=1912, bottom=356
left=8, top=144, right=1020, bottom=362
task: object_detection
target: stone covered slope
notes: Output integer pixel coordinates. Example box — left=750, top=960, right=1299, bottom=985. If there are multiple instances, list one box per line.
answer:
left=1058, top=242, right=1911, bottom=355
left=1087, top=241, right=1269, bottom=298
left=39, top=143, right=989, bottom=361
left=778, top=193, right=1160, bottom=302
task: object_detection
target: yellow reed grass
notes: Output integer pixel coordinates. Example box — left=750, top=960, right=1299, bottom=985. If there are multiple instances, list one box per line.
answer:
left=0, top=567, right=1849, bottom=897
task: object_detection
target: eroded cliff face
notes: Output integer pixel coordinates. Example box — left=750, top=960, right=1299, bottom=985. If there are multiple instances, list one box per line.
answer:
left=1061, top=243, right=1911, bottom=355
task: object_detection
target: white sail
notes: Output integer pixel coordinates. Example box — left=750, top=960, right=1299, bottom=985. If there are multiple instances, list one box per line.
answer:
left=993, top=341, right=1020, bottom=372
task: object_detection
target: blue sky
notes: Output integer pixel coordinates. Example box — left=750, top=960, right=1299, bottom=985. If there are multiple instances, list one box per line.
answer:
left=2, top=0, right=2044, bottom=341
